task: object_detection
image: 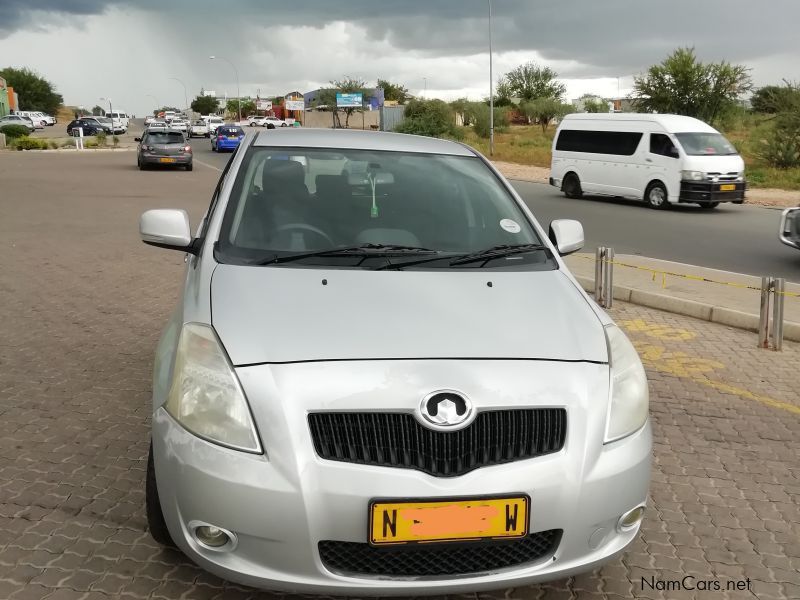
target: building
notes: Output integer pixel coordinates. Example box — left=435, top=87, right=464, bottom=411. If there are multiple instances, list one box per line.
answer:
left=0, top=76, right=9, bottom=116
left=609, top=97, right=636, bottom=113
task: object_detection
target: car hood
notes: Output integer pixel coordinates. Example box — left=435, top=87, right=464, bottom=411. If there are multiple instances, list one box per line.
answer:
left=211, top=265, right=608, bottom=365
left=682, top=154, right=745, bottom=174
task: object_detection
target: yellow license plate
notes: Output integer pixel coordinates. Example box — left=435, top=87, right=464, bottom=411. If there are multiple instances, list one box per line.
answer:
left=159, top=158, right=176, bottom=163
left=720, top=184, right=736, bottom=191
left=369, top=496, right=529, bottom=545
left=228, top=135, right=238, bottom=139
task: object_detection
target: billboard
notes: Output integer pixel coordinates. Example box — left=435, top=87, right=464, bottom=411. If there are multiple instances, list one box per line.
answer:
left=285, top=100, right=305, bottom=111
left=256, top=99, right=272, bottom=111
left=336, top=92, right=363, bottom=108
left=203, top=90, right=216, bottom=97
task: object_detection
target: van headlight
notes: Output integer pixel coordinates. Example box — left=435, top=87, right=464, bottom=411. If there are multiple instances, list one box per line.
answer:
left=165, top=323, right=262, bottom=453
left=604, top=325, right=649, bottom=443
left=681, top=170, right=706, bottom=181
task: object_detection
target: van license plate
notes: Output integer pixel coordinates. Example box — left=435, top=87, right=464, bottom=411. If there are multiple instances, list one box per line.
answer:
left=720, top=184, right=736, bottom=191
left=369, top=495, right=529, bottom=545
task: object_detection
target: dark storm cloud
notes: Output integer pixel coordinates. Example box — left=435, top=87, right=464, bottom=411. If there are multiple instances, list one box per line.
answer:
left=2, top=0, right=798, bottom=78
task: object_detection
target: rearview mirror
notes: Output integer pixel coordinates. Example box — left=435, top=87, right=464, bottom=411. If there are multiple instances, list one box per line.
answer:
left=548, top=219, right=584, bottom=256
left=348, top=172, right=395, bottom=186
left=140, top=209, right=196, bottom=253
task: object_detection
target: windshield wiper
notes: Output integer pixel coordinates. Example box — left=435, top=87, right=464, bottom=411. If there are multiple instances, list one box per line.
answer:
left=448, top=244, right=548, bottom=266
left=253, top=243, right=438, bottom=265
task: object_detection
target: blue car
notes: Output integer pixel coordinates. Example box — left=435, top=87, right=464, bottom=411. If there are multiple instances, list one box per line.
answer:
left=211, top=125, right=245, bottom=152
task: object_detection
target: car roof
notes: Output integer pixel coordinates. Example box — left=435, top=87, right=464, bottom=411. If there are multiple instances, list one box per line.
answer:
left=561, top=112, right=718, bottom=133
left=252, top=128, right=476, bottom=156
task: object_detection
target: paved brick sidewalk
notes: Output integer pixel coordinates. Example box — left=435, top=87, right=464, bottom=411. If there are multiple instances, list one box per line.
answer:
left=1, top=153, right=798, bottom=600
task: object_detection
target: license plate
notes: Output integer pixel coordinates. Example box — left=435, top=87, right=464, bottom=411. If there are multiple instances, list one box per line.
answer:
left=720, top=184, right=736, bottom=191
left=159, top=158, right=176, bottom=163
left=228, top=135, right=238, bottom=139
left=369, top=495, right=529, bottom=545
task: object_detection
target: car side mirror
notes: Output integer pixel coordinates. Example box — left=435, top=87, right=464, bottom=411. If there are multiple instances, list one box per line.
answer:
left=140, top=209, right=196, bottom=253
left=134, top=137, right=141, bottom=142
left=549, top=219, right=584, bottom=256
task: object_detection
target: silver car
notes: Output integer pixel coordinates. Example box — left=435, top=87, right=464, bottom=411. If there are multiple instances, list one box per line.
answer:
left=139, top=129, right=651, bottom=596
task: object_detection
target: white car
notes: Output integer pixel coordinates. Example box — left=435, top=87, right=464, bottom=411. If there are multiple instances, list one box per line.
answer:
left=170, top=119, right=189, bottom=133
left=262, top=116, right=288, bottom=128
left=247, top=116, right=267, bottom=127
left=205, top=116, right=224, bottom=135
left=12, top=112, right=45, bottom=129
left=189, top=120, right=210, bottom=138
left=107, top=110, right=130, bottom=130
left=0, top=114, right=36, bottom=132
left=148, top=120, right=168, bottom=131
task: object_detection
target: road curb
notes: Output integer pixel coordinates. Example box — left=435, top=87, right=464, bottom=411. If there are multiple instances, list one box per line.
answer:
left=574, top=275, right=800, bottom=343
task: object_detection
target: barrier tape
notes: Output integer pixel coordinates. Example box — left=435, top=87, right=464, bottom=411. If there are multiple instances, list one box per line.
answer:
left=576, top=255, right=800, bottom=298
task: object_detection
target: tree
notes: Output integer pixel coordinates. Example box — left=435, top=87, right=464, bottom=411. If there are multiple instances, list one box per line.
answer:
left=394, top=99, right=456, bottom=138
left=377, top=79, right=409, bottom=104
left=520, top=98, right=573, bottom=132
left=502, top=62, right=566, bottom=102
left=632, top=47, right=752, bottom=124
left=226, top=98, right=255, bottom=119
left=493, top=76, right=514, bottom=106
left=329, top=77, right=372, bottom=128
left=757, top=81, right=800, bottom=168
left=0, top=67, right=63, bottom=115
left=583, top=98, right=609, bottom=113
left=191, top=95, right=219, bottom=115
left=91, top=105, right=105, bottom=116
left=751, top=82, right=800, bottom=114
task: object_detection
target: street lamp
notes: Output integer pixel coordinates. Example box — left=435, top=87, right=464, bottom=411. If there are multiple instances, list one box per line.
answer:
left=99, top=96, right=114, bottom=132
left=210, top=55, right=240, bottom=123
left=169, top=77, right=189, bottom=118
left=488, top=0, right=494, bottom=156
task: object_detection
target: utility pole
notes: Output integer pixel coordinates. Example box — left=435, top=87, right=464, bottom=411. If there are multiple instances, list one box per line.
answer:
left=488, top=0, right=494, bottom=156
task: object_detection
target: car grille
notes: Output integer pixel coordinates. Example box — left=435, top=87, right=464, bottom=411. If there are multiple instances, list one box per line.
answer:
left=706, top=171, right=740, bottom=182
left=308, top=409, right=567, bottom=477
left=318, top=529, right=562, bottom=577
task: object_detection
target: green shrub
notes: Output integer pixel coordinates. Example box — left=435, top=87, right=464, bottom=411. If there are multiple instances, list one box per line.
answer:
left=12, top=136, right=49, bottom=150
left=48, top=140, right=59, bottom=149
left=759, top=127, right=800, bottom=168
left=0, top=124, right=30, bottom=139
left=472, top=105, right=510, bottom=139
left=60, top=138, right=76, bottom=148
left=84, top=138, right=99, bottom=148
left=394, top=99, right=457, bottom=138
left=96, top=131, right=107, bottom=146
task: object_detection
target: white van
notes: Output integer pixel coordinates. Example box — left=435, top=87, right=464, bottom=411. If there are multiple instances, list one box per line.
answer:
left=550, top=114, right=746, bottom=209
left=107, top=110, right=129, bottom=131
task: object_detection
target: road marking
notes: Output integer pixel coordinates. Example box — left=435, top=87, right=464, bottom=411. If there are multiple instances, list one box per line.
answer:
left=194, top=159, right=222, bottom=172
left=621, top=319, right=696, bottom=341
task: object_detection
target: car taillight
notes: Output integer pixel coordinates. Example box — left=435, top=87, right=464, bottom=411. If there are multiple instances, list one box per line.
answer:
left=218, top=135, right=224, bottom=140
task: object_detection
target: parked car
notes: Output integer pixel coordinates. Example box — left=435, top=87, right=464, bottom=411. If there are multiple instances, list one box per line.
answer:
left=211, top=125, right=244, bottom=152
left=139, top=128, right=651, bottom=596
left=79, top=117, right=113, bottom=134
left=66, top=118, right=104, bottom=136
left=550, top=113, right=746, bottom=210
left=135, top=129, right=192, bottom=171
left=93, top=116, right=126, bottom=134
left=780, top=207, right=800, bottom=250
left=189, top=120, right=209, bottom=138
left=0, top=114, right=36, bottom=133
left=17, top=111, right=53, bottom=127
left=107, top=110, right=129, bottom=130
left=262, top=116, right=288, bottom=128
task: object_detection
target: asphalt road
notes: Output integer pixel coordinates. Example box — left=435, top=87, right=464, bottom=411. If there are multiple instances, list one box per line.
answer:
left=132, top=119, right=800, bottom=283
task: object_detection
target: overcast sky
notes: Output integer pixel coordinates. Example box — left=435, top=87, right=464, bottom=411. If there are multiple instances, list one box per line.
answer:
left=1, top=0, right=798, bottom=115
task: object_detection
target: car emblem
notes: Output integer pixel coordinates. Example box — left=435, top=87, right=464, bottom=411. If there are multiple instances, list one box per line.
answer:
left=417, top=390, right=475, bottom=431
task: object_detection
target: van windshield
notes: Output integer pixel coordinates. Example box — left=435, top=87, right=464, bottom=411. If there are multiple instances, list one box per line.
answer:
left=674, top=132, right=738, bottom=156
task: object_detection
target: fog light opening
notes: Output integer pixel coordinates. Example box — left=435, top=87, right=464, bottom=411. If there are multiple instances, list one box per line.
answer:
left=617, top=506, right=646, bottom=531
left=190, top=522, right=237, bottom=551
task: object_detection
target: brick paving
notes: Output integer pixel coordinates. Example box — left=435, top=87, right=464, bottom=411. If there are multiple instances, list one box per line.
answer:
left=0, top=152, right=798, bottom=599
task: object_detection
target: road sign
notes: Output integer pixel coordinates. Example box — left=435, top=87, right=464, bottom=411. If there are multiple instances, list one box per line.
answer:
left=336, top=93, right=363, bottom=108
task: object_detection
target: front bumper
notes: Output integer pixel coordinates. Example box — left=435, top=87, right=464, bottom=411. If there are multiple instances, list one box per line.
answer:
left=679, top=180, right=746, bottom=204
left=152, top=359, right=651, bottom=596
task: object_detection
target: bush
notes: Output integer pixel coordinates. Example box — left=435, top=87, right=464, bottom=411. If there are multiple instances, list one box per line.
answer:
left=759, top=127, right=800, bottom=168
left=60, top=138, right=76, bottom=148
left=0, top=124, right=30, bottom=139
left=112, top=135, right=119, bottom=147
left=12, top=136, right=49, bottom=150
left=96, top=131, right=107, bottom=146
left=472, top=105, right=510, bottom=139
left=84, top=138, right=99, bottom=148
left=394, top=99, right=456, bottom=138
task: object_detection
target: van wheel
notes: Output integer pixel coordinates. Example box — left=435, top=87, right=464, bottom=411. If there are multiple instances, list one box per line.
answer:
left=699, top=202, right=719, bottom=210
left=645, top=182, right=669, bottom=209
left=146, top=441, right=175, bottom=547
left=563, top=173, right=583, bottom=199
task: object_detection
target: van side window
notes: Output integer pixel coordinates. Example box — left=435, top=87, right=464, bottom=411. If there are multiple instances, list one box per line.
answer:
left=650, top=134, right=678, bottom=158
left=555, top=130, right=643, bottom=156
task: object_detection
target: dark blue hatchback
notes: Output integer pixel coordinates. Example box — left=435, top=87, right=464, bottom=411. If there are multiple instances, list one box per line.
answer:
left=212, top=125, right=245, bottom=152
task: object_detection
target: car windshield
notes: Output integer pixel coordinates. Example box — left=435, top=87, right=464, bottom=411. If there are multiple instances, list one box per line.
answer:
left=95, top=117, right=111, bottom=124
left=146, top=132, right=185, bottom=144
left=215, top=147, right=551, bottom=270
left=674, top=132, right=738, bottom=156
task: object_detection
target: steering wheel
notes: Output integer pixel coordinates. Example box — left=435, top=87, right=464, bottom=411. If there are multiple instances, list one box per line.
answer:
left=272, top=223, right=334, bottom=247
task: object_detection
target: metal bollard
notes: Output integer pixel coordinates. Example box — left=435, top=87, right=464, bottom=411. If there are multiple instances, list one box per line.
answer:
left=604, top=247, right=615, bottom=309
left=758, top=277, right=772, bottom=349
left=595, top=247, right=605, bottom=306
left=772, top=278, right=785, bottom=351
left=594, top=247, right=614, bottom=309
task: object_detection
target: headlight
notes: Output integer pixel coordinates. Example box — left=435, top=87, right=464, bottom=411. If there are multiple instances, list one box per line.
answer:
left=681, top=170, right=706, bottom=181
left=165, top=323, right=262, bottom=453
left=604, top=325, right=649, bottom=443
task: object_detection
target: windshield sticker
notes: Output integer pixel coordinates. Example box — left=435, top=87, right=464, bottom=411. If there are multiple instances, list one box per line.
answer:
left=500, top=219, right=521, bottom=234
